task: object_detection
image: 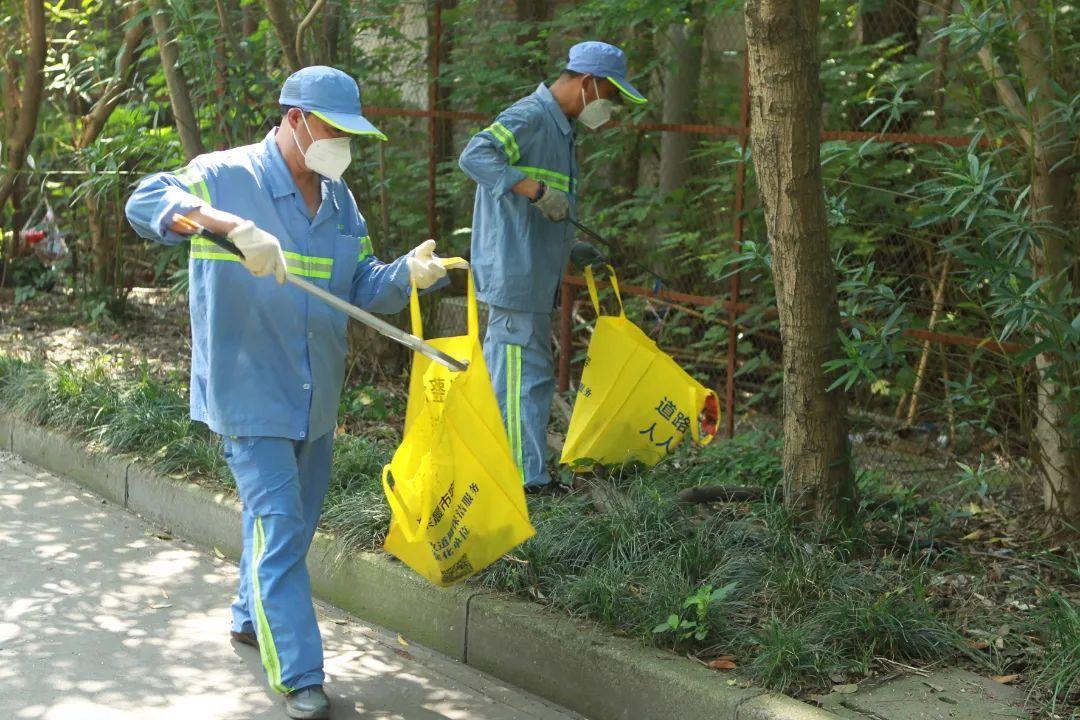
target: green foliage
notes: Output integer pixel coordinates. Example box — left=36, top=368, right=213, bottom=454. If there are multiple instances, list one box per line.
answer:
left=652, top=582, right=739, bottom=645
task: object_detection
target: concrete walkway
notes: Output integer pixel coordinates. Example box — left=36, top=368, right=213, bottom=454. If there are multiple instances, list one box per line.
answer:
left=0, top=453, right=581, bottom=720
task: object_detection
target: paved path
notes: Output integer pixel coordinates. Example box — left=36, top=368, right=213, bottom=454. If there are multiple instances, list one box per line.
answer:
left=0, top=453, right=581, bottom=720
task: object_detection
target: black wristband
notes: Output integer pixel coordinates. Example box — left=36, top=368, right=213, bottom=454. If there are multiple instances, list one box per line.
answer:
left=532, top=180, right=547, bottom=203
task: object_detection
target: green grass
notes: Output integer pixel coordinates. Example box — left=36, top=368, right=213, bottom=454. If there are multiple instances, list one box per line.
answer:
left=4, top=352, right=1068, bottom=701
left=1030, top=593, right=1080, bottom=717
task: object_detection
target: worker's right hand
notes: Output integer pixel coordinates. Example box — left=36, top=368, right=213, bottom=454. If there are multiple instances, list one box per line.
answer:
left=531, top=184, right=570, bottom=222
left=227, top=221, right=287, bottom=284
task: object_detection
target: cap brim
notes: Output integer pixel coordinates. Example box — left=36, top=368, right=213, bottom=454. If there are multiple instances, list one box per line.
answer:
left=310, top=109, right=388, bottom=141
left=605, top=75, right=647, bottom=105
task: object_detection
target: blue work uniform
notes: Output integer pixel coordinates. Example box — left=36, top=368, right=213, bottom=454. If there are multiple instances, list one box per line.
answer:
left=125, top=129, right=412, bottom=693
left=458, top=83, right=577, bottom=488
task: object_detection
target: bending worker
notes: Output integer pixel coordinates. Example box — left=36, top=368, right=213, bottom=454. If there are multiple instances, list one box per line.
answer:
left=459, top=41, right=647, bottom=492
left=125, top=66, right=447, bottom=720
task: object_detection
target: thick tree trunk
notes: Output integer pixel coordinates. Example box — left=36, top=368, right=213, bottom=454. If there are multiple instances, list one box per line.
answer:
left=745, top=0, right=854, bottom=521
left=150, top=0, right=206, bottom=161
left=659, top=9, right=703, bottom=196
left=0, top=0, right=46, bottom=214
left=1011, top=0, right=1080, bottom=524
left=264, top=0, right=302, bottom=73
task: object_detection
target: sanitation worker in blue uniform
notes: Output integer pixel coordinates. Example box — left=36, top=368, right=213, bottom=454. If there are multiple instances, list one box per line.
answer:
left=126, top=66, right=449, bottom=720
left=458, top=41, right=647, bottom=492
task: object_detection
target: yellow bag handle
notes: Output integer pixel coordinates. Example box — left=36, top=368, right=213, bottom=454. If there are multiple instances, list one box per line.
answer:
left=381, top=464, right=430, bottom=543
left=584, top=264, right=625, bottom=318
left=409, top=257, right=475, bottom=342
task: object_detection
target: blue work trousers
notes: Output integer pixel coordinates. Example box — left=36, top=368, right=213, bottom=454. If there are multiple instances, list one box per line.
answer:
left=483, top=306, right=555, bottom=488
left=225, top=431, right=334, bottom=693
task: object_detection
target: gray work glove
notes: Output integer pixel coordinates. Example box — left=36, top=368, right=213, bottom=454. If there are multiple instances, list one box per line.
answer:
left=570, top=242, right=609, bottom=278
left=531, top=183, right=570, bottom=222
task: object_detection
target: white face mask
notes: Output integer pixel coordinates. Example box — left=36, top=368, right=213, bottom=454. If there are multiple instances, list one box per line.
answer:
left=578, top=80, right=615, bottom=130
left=296, top=113, right=352, bottom=180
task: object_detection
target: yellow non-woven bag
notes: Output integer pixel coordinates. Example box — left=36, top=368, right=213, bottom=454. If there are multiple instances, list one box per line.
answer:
left=382, top=266, right=535, bottom=587
left=560, top=266, right=721, bottom=469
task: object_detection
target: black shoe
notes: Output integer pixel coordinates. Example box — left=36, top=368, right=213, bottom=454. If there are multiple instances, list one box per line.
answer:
left=230, top=630, right=258, bottom=647
left=285, top=684, right=330, bottom=720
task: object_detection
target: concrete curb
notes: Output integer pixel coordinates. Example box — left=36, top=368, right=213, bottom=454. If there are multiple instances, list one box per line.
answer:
left=4, top=414, right=840, bottom=720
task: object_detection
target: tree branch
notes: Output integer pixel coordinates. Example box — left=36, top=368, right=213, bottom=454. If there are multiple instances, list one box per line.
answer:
left=296, top=0, right=327, bottom=69
left=975, top=44, right=1033, bottom=149
left=79, top=11, right=149, bottom=149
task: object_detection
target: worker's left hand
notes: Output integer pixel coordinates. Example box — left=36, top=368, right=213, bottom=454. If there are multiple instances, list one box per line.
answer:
left=406, top=239, right=448, bottom=289
left=570, top=242, right=609, bottom=278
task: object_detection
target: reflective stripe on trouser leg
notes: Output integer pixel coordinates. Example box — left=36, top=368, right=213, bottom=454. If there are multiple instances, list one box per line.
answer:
left=483, top=306, right=555, bottom=487
left=224, top=436, right=325, bottom=694
left=506, top=344, right=524, bottom=482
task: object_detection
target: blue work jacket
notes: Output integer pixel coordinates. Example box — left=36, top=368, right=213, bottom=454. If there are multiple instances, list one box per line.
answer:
left=459, top=83, right=578, bottom=313
left=126, top=130, right=412, bottom=441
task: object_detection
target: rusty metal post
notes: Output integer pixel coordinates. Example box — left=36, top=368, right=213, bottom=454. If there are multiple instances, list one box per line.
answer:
left=724, top=52, right=751, bottom=439
left=426, top=0, right=441, bottom=242
left=558, top=275, right=573, bottom=393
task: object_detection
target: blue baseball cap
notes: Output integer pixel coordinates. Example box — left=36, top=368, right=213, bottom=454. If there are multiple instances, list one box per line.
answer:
left=279, top=66, right=387, bottom=141
left=566, top=41, right=647, bottom=105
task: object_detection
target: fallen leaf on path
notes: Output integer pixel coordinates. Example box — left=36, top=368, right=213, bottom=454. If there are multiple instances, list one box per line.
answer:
left=393, top=648, right=413, bottom=661
left=151, top=531, right=174, bottom=541
left=149, top=603, right=172, bottom=609
left=213, top=547, right=225, bottom=559
left=961, top=529, right=984, bottom=541
left=833, top=684, right=859, bottom=694
left=991, top=674, right=1020, bottom=684
left=708, top=659, right=737, bottom=670
left=969, top=640, right=990, bottom=650
left=329, top=618, right=347, bottom=625
left=397, top=633, right=409, bottom=646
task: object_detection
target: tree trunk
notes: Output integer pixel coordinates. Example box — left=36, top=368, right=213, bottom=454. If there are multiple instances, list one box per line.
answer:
left=264, top=0, right=302, bottom=73
left=150, top=0, right=206, bottom=161
left=999, top=0, right=1080, bottom=524
left=80, top=9, right=150, bottom=290
left=745, top=0, right=854, bottom=521
left=659, top=7, right=703, bottom=196
left=427, top=0, right=457, bottom=242
left=0, top=0, right=46, bottom=214
left=320, top=0, right=342, bottom=65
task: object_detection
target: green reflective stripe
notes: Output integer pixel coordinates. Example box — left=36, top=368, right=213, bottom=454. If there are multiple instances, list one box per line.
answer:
left=179, top=171, right=211, bottom=204
left=487, top=122, right=521, bottom=164
left=190, top=237, right=334, bottom=279
left=506, top=345, right=524, bottom=482
left=310, top=109, right=388, bottom=141
left=607, top=76, right=647, bottom=104
left=358, top=235, right=373, bottom=261
left=282, top=250, right=333, bottom=279
left=253, top=517, right=292, bottom=694
left=517, top=166, right=571, bottom=193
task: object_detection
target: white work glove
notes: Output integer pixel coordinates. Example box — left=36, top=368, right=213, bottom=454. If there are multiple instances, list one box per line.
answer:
left=406, top=239, right=448, bottom=290
left=227, top=220, right=288, bottom=284
left=531, top=182, right=570, bottom=222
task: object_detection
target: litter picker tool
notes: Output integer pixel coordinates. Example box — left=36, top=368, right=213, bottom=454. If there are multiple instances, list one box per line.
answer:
left=171, top=213, right=469, bottom=372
